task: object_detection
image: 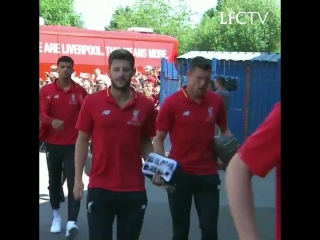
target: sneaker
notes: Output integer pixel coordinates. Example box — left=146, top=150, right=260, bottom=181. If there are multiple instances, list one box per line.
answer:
left=50, top=218, right=62, bottom=234
left=65, top=221, right=79, bottom=239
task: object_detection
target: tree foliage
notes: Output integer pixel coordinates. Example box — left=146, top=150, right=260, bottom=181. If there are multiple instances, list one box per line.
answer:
left=194, top=0, right=280, bottom=52
left=40, top=0, right=84, bottom=28
left=107, top=0, right=280, bottom=54
left=105, top=0, right=194, bottom=54
left=202, top=0, right=225, bottom=19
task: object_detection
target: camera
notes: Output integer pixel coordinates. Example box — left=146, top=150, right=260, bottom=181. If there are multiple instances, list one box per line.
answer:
left=225, top=76, right=237, bottom=91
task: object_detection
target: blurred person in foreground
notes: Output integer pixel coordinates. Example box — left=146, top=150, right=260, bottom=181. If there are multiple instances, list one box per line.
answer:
left=73, top=49, right=156, bottom=240
left=226, top=102, right=281, bottom=240
left=153, top=56, right=231, bottom=240
left=39, top=56, right=87, bottom=238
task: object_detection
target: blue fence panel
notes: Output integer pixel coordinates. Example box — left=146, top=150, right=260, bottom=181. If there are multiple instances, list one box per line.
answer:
left=215, top=60, right=247, bottom=144
left=248, top=62, right=281, bottom=135
left=160, top=59, right=179, bottom=104
left=160, top=59, right=180, bottom=153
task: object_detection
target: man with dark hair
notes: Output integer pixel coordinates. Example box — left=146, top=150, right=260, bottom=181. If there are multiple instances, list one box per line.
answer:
left=73, top=49, right=155, bottom=240
left=39, top=56, right=87, bottom=238
left=153, top=56, right=231, bottom=240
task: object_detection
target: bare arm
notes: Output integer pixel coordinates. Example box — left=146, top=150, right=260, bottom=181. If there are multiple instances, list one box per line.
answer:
left=74, top=96, right=93, bottom=182
left=226, top=103, right=281, bottom=240
left=140, top=104, right=156, bottom=160
left=153, top=130, right=167, bottom=156
left=226, top=154, right=259, bottom=240
left=74, top=131, right=90, bottom=182
left=154, top=97, right=172, bottom=156
left=141, top=137, right=154, bottom=160
left=151, top=130, right=168, bottom=186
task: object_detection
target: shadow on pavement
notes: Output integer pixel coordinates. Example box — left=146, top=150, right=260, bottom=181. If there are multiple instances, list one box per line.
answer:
left=40, top=179, right=275, bottom=240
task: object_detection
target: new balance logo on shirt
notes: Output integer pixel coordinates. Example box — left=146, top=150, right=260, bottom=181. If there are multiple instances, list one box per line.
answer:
left=102, top=110, right=111, bottom=115
left=182, top=111, right=190, bottom=116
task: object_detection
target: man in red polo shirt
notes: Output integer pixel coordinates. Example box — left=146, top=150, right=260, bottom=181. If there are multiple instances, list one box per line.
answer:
left=73, top=49, right=155, bottom=240
left=226, top=102, right=281, bottom=240
left=153, top=56, right=231, bottom=240
left=39, top=56, right=87, bottom=239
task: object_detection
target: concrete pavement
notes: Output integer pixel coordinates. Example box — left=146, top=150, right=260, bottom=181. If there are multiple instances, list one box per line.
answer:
left=39, top=153, right=275, bottom=240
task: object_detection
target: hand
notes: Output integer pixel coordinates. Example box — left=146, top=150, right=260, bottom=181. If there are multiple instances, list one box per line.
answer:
left=217, top=158, right=224, bottom=166
left=73, top=180, right=84, bottom=200
left=220, top=129, right=231, bottom=136
left=151, top=173, right=164, bottom=186
left=217, top=158, right=227, bottom=171
left=52, top=119, right=64, bottom=130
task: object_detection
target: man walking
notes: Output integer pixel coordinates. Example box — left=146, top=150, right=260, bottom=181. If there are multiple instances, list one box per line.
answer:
left=73, top=49, right=155, bottom=240
left=39, top=56, right=87, bottom=239
left=153, top=56, right=231, bottom=240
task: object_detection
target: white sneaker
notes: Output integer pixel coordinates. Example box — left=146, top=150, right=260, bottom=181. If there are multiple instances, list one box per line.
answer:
left=50, top=218, right=62, bottom=233
left=65, top=221, right=79, bottom=239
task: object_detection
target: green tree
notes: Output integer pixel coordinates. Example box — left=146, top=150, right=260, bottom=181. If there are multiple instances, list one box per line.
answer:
left=202, top=0, right=225, bottom=19
left=106, top=6, right=133, bottom=30
left=40, top=0, right=84, bottom=28
left=194, top=0, right=280, bottom=52
left=106, top=0, right=194, bottom=54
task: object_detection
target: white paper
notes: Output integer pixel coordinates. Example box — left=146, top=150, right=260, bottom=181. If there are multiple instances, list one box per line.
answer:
left=142, top=153, right=177, bottom=182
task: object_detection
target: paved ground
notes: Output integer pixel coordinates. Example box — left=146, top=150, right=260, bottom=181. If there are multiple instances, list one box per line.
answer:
left=39, top=153, right=275, bottom=240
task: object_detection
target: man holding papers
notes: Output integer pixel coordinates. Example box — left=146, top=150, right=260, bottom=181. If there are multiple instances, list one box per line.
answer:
left=153, top=56, right=231, bottom=240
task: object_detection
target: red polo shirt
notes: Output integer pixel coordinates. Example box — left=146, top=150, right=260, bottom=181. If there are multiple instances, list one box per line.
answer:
left=76, top=87, right=156, bottom=191
left=238, top=102, right=281, bottom=240
left=156, top=87, right=227, bottom=175
left=39, top=80, right=87, bottom=145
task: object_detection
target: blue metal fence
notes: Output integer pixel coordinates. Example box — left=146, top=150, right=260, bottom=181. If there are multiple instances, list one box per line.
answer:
left=248, top=61, right=281, bottom=135
left=159, top=59, right=179, bottom=152
left=159, top=52, right=281, bottom=153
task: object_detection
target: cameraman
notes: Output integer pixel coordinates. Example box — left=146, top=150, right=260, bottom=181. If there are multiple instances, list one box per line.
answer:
left=214, top=76, right=233, bottom=169
left=215, top=76, right=231, bottom=117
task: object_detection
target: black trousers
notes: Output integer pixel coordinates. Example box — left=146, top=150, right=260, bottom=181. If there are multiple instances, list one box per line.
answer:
left=168, top=172, right=221, bottom=240
left=47, top=170, right=66, bottom=194
left=45, top=143, right=81, bottom=221
left=87, top=188, right=147, bottom=240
